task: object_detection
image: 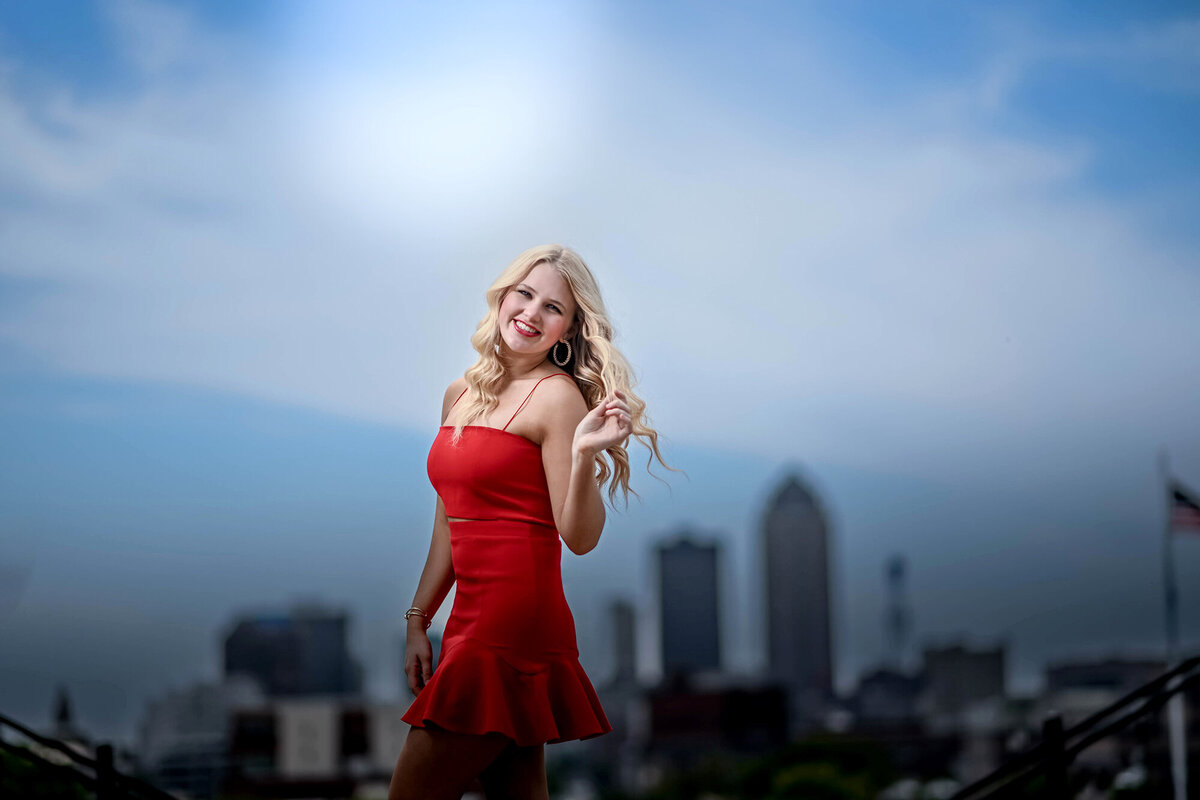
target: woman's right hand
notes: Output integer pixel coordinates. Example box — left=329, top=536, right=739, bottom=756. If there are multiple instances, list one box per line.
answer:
left=405, top=622, right=434, bottom=695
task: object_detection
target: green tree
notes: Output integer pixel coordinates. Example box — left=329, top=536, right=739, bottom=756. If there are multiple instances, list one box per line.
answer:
left=769, top=762, right=871, bottom=800
left=0, top=745, right=90, bottom=800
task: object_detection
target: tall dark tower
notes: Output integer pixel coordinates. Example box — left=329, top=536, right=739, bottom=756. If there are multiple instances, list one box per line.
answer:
left=657, top=533, right=722, bottom=678
left=884, top=555, right=911, bottom=670
left=763, top=474, right=833, bottom=728
left=52, top=685, right=88, bottom=744
left=609, top=599, right=637, bottom=686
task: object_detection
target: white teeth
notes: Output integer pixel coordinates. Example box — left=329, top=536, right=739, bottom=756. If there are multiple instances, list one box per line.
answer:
left=515, top=320, right=539, bottom=334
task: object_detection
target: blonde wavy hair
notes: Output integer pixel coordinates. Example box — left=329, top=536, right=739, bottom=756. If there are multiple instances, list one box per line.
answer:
left=449, top=244, right=677, bottom=506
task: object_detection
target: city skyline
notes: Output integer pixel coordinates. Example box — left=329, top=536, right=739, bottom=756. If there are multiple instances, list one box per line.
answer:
left=3, top=382, right=1195, bottom=746
left=2, top=0, right=1199, bottom=750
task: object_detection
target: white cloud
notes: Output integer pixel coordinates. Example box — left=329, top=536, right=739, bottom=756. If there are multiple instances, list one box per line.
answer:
left=0, top=1, right=1197, bottom=482
left=970, top=13, right=1200, bottom=112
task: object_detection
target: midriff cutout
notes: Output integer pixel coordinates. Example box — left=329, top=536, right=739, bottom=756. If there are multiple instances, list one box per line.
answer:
left=446, top=517, right=487, bottom=523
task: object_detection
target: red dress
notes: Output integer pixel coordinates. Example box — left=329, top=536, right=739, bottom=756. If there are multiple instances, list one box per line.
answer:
left=401, top=374, right=612, bottom=746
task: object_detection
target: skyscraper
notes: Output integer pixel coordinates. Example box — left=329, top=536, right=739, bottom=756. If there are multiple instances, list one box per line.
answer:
left=656, top=533, right=721, bottom=678
left=762, top=474, right=833, bottom=728
left=223, top=603, right=362, bottom=698
left=609, top=598, right=637, bottom=687
left=884, top=554, right=912, bottom=670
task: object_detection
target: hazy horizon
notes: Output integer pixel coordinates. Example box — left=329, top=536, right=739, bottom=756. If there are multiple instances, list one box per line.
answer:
left=3, top=354, right=1197, bottom=745
left=2, top=0, right=1199, bottom=749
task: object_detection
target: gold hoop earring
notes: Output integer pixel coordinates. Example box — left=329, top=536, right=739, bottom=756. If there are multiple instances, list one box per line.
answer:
left=552, top=340, right=571, bottom=367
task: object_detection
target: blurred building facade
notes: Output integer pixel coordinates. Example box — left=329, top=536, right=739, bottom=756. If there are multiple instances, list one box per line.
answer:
left=134, top=602, right=388, bottom=799
left=918, top=641, right=1007, bottom=730
left=137, top=676, right=264, bottom=799
left=643, top=676, right=789, bottom=766
left=762, top=473, right=834, bottom=730
left=855, top=666, right=923, bottom=730
left=884, top=554, right=912, bottom=670
left=223, top=603, right=363, bottom=698
left=656, top=533, right=722, bottom=677
left=1045, top=656, right=1165, bottom=696
left=609, top=598, right=638, bottom=687
left=223, top=698, right=407, bottom=799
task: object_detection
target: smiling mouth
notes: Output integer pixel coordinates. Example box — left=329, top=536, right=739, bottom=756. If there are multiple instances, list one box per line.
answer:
left=513, top=320, right=540, bottom=336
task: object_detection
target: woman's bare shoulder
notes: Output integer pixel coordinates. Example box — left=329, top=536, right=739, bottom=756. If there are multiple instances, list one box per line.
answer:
left=440, top=375, right=470, bottom=423
left=445, top=375, right=468, bottom=398
left=535, top=372, right=588, bottom=422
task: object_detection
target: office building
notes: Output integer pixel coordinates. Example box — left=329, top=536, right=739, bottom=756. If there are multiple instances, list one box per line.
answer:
left=762, top=473, right=834, bottom=727
left=657, top=533, right=721, bottom=677
left=223, top=603, right=362, bottom=697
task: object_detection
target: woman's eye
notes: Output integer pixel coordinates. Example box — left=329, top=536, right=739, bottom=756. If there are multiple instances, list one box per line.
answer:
left=517, top=289, right=531, bottom=298
left=548, top=305, right=561, bottom=314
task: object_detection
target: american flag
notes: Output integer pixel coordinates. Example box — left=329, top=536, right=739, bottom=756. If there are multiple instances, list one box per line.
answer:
left=1171, top=482, right=1200, bottom=532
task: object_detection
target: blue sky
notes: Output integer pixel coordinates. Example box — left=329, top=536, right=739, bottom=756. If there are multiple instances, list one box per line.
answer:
left=1, top=1, right=1198, bottom=745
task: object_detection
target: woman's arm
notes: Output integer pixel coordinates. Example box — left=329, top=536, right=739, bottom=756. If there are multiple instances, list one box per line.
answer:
left=541, top=383, right=632, bottom=556
left=408, top=495, right=456, bottom=621
left=404, top=378, right=466, bottom=694
left=404, top=496, right=454, bottom=694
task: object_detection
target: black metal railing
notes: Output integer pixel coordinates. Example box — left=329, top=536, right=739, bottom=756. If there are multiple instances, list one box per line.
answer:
left=950, top=653, right=1200, bottom=799
left=0, top=710, right=176, bottom=800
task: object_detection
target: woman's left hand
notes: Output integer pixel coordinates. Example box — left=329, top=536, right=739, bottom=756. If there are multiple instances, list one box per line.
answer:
left=574, top=390, right=633, bottom=456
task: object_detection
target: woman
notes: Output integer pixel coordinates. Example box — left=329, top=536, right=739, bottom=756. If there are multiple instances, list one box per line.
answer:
left=389, top=245, right=672, bottom=799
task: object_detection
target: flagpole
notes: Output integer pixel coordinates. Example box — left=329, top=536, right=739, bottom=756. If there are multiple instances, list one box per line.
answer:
left=1160, top=448, right=1187, bottom=800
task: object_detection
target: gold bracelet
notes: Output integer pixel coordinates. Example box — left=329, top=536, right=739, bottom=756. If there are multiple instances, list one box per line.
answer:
left=404, top=606, right=431, bottom=629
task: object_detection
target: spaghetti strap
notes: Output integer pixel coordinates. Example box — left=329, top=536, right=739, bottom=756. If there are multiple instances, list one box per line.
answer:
left=503, top=373, right=572, bottom=431
left=450, top=386, right=469, bottom=409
